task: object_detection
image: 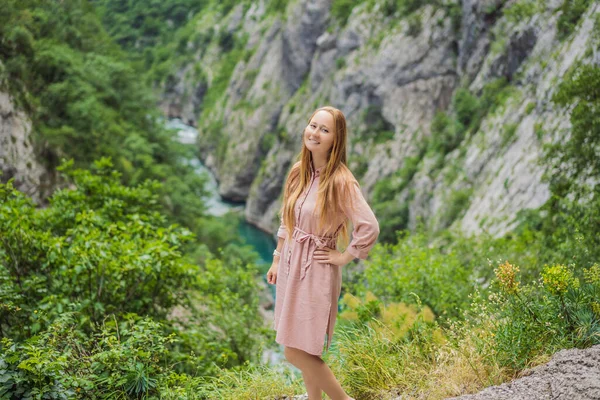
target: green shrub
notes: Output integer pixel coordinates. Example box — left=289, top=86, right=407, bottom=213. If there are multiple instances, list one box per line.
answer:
left=371, top=155, right=421, bottom=243
left=427, top=111, right=466, bottom=156
left=360, top=106, right=397, bottom=143
left=382, top=0, right=432, bottom=17
left=453, top=89, right=479, bottom=128
left=503, top=0, right=540, bottom=24
left=0, top=160, right=269, bottom=380
left=406, top=13, right=423, bottom=36
left=372, top=198, right=410, bottom=244
left=482, top=260, right=600, bottom=371
left=501, top=123, right=518, bottom=147
left=260, top=132, right=276, bottom=153
left=439, top=187, right=473, bottom=228
left=357, top=232, right=476, bottom=319
left=0, top=313, right=177, bottom=399
left=331, top=0, right=356, bottom=26
left=556, top=0, right=593, bottom=41
left=525, top=101, right=536, bottom=114
left=266, top=0, right=288, bottom=14
left=0, top=159, right=198, bottom=338
left=480, top=78, right=520, bottom=117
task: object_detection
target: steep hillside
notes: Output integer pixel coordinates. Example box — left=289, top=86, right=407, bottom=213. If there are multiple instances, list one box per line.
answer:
left=157, top=0, right=599, bottom=241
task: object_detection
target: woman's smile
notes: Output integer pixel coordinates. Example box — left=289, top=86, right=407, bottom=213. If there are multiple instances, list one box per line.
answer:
left=304, top=110, right=334, bottom=153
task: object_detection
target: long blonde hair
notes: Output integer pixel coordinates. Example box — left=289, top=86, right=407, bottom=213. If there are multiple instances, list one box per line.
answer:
left=281, top=106, right=356, bottom=245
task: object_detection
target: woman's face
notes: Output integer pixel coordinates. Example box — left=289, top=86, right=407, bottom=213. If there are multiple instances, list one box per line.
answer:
left=304, top=110, right=335, bottom=156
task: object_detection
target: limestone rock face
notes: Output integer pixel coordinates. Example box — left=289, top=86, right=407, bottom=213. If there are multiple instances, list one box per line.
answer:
left=161, top=2, right=599, bottom=237
left=458, top=3, right=598, bottom=236
left=246, top=5, right=458, bottom=232
left=194, top=0, right=332, bottom=202
left=458, top=0, right=504, bottom=81
left=158, top=64, right=207, bottom=127
left=0, top=91, right=49, bottom=203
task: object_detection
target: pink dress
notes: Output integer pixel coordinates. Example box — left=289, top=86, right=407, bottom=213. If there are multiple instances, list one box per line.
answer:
left=273, top=164, right=380, bottom=356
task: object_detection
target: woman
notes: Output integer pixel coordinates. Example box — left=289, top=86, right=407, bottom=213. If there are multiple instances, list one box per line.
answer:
left=266, top=106, right=380, bottom=400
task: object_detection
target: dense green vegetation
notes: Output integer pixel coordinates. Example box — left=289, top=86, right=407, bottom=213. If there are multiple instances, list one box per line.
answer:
left=0, top=160, right=270, bottom=398
left=557, top=0, right=594, bottom=40
left=0, top=0, right=240, bottom=247
left=92, top=0, right=211, bottom=53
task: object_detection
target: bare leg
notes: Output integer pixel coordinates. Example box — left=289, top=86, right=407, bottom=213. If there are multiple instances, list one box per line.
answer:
left=284, top=346, right=354, bottom=400
left=301, top=370, right=323, bottom=400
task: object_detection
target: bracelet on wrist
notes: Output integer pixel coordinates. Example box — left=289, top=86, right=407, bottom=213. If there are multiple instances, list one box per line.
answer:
left=273, top=249, right=281, bottom=257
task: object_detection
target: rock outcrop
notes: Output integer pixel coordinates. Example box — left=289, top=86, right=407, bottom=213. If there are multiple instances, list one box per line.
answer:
left=158, top=64, right=207, bottom=127
left=0, top=90, right=49, bottom=203
left=447, top=345, right=600, bottom=400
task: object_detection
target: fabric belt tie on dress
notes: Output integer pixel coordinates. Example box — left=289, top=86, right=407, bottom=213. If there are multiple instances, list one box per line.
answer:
left=287, top=227, right=336, bottom=280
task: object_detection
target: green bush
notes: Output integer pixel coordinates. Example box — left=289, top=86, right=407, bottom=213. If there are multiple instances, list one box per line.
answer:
left=503, top=0, right=540, bottom=24
left=382, top=0, right=432, bottom=17
left=266, top=0, right=288, bottom=14
left=480, top=261, right=600, bottom=371
left=453, top=89, right=479, bottom=128
left=406, top=13, right=423, bottom=36
left=372, top=156, right=421, bottom=243
left=360, top=106, right=397, bottom=144
left=331, top=0, right=356, bottom=26
left=556, top=0, right=593, bottom=40
left=501, top=123, right=518, bottom=147
left=0, top=160, right=269, bottom=383
left=357, top=232, right=476, bottom=319
left=0, top=313, right=177, bottom=399
left=439, top=187, right=473, bottom=228
left=372, top=199, right=410, bottom=244
left=0, top=159, right=197, bottom=338
left=427, top=111, right=466, bottom=156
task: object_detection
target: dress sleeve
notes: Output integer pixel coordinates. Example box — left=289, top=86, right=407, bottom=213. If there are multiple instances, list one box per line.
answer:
left=276, top=214, right=287, bottom=239
left=342, top=182, right=380, bottom=260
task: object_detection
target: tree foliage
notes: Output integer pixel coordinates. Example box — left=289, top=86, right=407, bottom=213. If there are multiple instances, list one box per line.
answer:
left=0, top=161, right=269, bottom=397
left=0, top=0, right=231, bottom=247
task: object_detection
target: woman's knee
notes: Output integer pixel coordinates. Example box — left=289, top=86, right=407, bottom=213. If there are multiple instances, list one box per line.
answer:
left=284, top=346, right=303, bottom=366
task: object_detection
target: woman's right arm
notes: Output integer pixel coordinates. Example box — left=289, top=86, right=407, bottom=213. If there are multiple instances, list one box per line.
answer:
left=267, top=218, right=287, bottom=284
